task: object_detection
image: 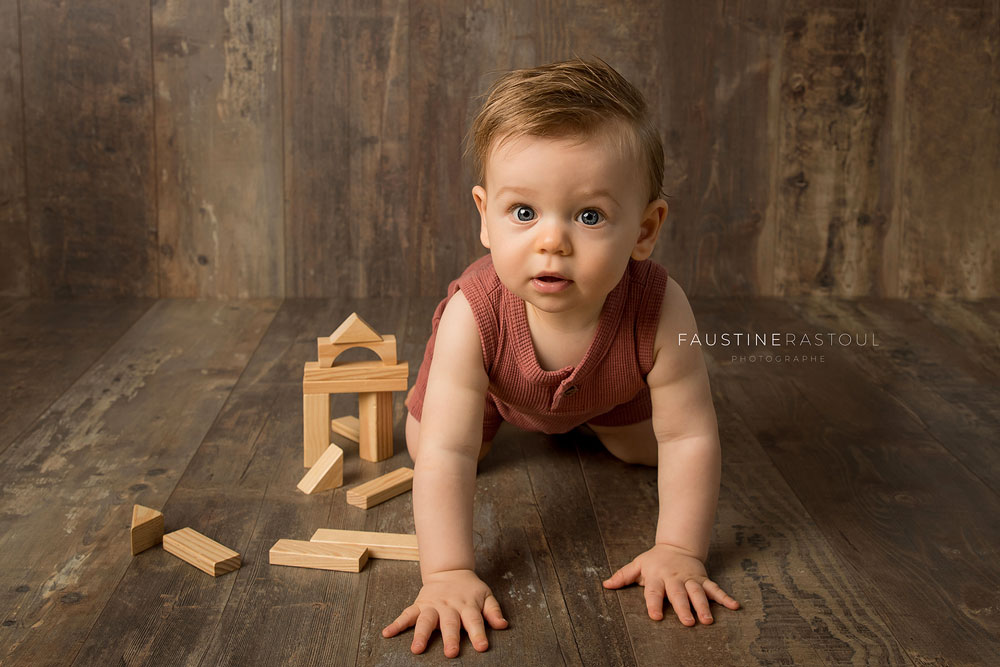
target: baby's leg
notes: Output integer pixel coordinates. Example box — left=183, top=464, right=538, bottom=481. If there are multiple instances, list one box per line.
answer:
left=586, top=418, right=658, bottom=467
left=405, top=412, right=492, bottom=463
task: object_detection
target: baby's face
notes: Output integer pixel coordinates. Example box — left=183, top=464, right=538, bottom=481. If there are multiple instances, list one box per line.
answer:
left=472, top=129, right=665, bottom=320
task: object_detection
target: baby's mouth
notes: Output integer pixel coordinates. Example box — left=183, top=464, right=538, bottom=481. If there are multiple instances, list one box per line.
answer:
left=534, top=273, right=571, bottom=283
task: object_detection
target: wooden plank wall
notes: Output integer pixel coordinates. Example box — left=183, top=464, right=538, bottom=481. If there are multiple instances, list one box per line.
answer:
left=1, top=0, right=996, bottom=298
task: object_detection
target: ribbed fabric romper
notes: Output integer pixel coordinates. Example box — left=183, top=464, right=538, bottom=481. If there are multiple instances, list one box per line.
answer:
left=405, top=254, right=669, bottom=441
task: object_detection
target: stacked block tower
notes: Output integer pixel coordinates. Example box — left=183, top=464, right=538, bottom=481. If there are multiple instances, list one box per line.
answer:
left=302, top=313, right=408, bottom=468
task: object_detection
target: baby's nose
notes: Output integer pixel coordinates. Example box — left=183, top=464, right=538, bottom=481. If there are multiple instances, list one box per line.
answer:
left=534, top=218, right=571, bottom=255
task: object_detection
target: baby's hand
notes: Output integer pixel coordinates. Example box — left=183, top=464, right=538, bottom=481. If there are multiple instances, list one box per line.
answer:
left=382, top=569, right=509, bottom=657
left=602, top=543, right=740, bottom=626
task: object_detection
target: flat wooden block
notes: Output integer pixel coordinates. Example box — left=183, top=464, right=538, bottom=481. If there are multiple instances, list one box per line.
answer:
left=346, top=467, right=413, bottom=509
left=317, top=334, right=397, bottom=368
left=163, top=527, right=241, bottom=576
left=330, top=313, right=382, bottom=344
left=269, top=539, right=368, bottom=572
left=297, top=442, right=344, bottom=494
left=330, top=415, right=360, bottom=442
left=130, top=504, right=164, bottom=556
left=311, top=528, right=419, bottom=561
left=302, top=361, right=408, bottom=394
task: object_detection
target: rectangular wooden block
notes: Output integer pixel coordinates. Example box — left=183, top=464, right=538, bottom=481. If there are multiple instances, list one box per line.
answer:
left=297, top=442, right=344, bottom=494
left=358, top=391, right=394, bottom=462
left=163, top=527, right=241, bottom=576
left=311, top=528, right=419, bottom=561
left=130, top=504, right=164, bottom=556
left=330, top=415, right=360, bottom=442
left=346, top=467, right=413, bottom=509
left=303, top=361, right=408, bottom=395
left=269, top=539, right=368, bottom=572
left=302, top=393, right=330, bottom=467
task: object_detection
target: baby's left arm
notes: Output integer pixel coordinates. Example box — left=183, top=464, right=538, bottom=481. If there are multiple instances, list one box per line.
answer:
left=602, top=277, right=740, bottom=626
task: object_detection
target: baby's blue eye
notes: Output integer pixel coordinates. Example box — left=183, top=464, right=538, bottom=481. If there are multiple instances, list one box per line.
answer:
left=579, top=209, right=603, bottom=226
left=514, top=205, right=535, bottom=222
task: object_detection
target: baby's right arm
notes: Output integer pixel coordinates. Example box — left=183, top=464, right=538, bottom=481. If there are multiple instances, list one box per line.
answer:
left=382, top=290, right=508, bottom=657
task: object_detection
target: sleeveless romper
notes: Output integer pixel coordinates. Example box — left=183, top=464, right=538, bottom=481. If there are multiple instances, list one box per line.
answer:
left=405, top=254, right=669, bottom=441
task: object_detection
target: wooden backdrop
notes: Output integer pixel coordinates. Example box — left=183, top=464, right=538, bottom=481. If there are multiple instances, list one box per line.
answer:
left=1, top=0, right=997, bottom=299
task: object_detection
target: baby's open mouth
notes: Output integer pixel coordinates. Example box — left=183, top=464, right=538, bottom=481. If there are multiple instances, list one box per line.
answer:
left=535, top=275, right=570, bottom=282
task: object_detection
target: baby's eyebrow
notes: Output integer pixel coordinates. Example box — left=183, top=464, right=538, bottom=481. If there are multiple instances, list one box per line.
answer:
left=493, top=186, right=621, bottom=208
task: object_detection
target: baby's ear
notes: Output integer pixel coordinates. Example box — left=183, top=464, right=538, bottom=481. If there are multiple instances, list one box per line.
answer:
left=631, top=199, right=668, bottom=260
left=473, top=185, right=491, bottom=249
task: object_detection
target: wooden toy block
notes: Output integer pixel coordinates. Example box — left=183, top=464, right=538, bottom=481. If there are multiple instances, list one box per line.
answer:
left=358, top=391, right=394, bottom=462
left=330, top=415, right=360, bottom=442
left=310, top=528, right=419, bottom=561
left=163, top=527, right=241, bottom=576
left=302, top=393, right=330, bottom=467
left=297, top=442, right=344, bottom=494
left=130, top=504, right=164, bottom=555
left=269, top=539, right=368, bottom=572
left=346, top=467, right=414, bottom=509
left=302, top=361, right=408, bottom=395
left=317, top=334, right=397, bottom=368
left=309, top=360, right=408, bottom=382
left=330, top=313, right=382, bottom=344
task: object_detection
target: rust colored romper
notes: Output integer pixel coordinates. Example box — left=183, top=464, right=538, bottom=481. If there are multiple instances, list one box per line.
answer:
left=405, top=254, right=669, bottom=441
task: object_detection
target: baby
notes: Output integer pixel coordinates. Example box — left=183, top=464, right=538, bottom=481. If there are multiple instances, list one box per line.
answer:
left=382, top=58, right=740, bottom=657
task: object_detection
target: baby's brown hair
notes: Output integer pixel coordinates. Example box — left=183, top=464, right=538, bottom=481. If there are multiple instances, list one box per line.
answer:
left=465, top=57, right=665, bottom=203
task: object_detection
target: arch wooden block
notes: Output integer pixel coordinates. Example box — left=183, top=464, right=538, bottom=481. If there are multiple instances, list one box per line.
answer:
left=316, top=335, right=397, bottom=368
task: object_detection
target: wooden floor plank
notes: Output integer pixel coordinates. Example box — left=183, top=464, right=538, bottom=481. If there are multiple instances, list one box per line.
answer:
left=694, top=297, right=1000, bottom=665
left=907, top=299, right=1000, bottom=379
left=783, top=298, right=1000, bottom=496
left=0, top=298, right=154, bottom=454
left=577, top=380, right=910, bottom=665
left=0, top=299, right=279, bottom=667
left=3, top=296, right=996, bottom=665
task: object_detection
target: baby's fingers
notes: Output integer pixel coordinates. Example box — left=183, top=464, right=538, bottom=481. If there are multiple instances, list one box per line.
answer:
left=685, top=580, right=714, bottom=624
left=438, top=608, right=463, bottom=658
left=382, top=604, right=419, bottom=638
left=483, top=594, right=509, bottom=630
left=643, top=579, right=666, bottom=621
left=703, top=579, right=741, bottom=610
left=665, top=583, right=696, bottom=627
left=603, top=559, right=641, bottom=589
left=460, top=608, right=489, bottom=653
left=410, top=608, right=440, bottom=655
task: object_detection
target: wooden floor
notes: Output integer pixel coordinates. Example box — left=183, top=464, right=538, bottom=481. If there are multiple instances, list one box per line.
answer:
left=0, top=296, right=998, bottom=666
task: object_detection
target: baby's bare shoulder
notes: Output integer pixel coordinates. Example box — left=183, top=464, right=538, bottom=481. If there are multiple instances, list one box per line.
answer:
left=430, top=289, right=488, bottom=391
left=648, top=277, right=703, bottom=383
left=654, top=277, right=698, bottom=350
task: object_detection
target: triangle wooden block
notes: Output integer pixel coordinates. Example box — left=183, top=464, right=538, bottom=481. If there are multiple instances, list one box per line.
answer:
left=130, top=504, right=164, bottom=555
left=297, top=443, right=344, bottom=494
left=330, top=313, right=382, bottom=344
